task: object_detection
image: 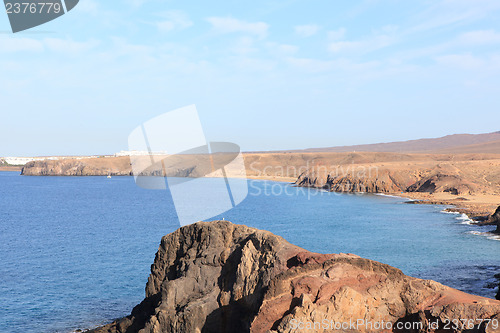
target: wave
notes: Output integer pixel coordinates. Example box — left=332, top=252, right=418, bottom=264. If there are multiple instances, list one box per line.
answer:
left=467, top=230, right=500, bottom=241
left=440, top=209, right=460, bottom=215
left=375, top=193, right=411, bottom=200
left=456, top=213, right=474, bottom=225
left=440, top=209, right=474, bottom=224
left=486, top=234, right=500, bottom=241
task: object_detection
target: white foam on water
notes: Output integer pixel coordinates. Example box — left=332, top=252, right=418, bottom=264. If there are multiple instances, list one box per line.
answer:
left=440, top=209, right=460, bottom=215
left=467, top=230, right=500, bottom=241
left=486, top=234, right=500, bottom=241
left=456, top=213, right=474, bottom=225
left=375, top=193, right=408, bottom=200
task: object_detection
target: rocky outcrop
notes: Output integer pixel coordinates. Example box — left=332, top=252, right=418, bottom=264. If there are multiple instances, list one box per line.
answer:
left=294, top=169, right=409, bottom=193
left=21, top=158, right=133, bottom=176
left=406, top=173, right=478, bottom=195
left=489, top=206, right=500, bottom=234
left=294, top=162, right=486, bottom=197
left=90, top=221, right=500, bottom=333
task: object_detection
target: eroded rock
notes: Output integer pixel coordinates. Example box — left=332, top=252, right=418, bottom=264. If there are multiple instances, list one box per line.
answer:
left=90, top=221, right=500, bottom=333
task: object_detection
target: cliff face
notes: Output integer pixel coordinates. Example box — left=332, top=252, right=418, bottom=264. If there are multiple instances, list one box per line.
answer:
left=21, top=158, right=133, bottom=176
left=489, top=206, right=500, bottom=234
left=294, top=163, right=483, bottom=196
left=90, top=221, right=500, bottom=333
left=294, top=169, right=408, bottom=193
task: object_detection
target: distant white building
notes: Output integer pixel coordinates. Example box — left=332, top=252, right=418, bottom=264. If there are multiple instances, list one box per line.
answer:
left=114, top=150, right=168, bottom=157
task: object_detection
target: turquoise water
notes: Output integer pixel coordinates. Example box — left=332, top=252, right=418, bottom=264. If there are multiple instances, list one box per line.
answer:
left=0, top=171, right=498, bottom=333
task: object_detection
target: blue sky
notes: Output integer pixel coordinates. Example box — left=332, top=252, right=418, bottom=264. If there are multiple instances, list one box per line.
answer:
left=1, top=0, right=500, bottom=156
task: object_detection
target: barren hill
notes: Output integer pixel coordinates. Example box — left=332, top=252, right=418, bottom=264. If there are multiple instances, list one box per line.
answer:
left=300, top=131, right=500, bottom=154
left=430, top=140, right=500, bottom=155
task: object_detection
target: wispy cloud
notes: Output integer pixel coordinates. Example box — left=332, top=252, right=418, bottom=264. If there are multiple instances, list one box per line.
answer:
left=230, top=37, right=258, bottom=55
left=267, top=42, right=298, bottom=55
left=76, top=0, right=99, bottom=15
left=435, top=53, right=484, bottom=69
left=328, top=32, right=396, bottom=55
left=294, top=24, right=320, bottom=37
left=286, top=57, right=381, bottom=74
left=0, top=36, right=43, bottom=53
left=44, top=38, right=101, bottom=54
left=327, top=28, right=346, bottom=41
left=156, top=10, right=193, bottom=33
left=206, top=17, right=269, bottom=39
left=456, top=30, right=500, bottom=45
left=435, top=53, right=500, bottom=71
left=408, top=0, right=500, bottom=34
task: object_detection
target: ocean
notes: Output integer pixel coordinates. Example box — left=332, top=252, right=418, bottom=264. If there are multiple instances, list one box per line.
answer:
left=0, top=171, right=498, bottom=333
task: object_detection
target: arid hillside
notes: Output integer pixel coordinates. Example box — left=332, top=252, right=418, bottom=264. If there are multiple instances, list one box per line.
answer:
left=298, top=131, right=500, bottom=153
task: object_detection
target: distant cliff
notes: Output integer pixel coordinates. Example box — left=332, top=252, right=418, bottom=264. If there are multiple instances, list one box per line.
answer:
left=294, top=160, right=487, bottom=196
left=21, top=157, right=133, bottom=176
left=89, top=221, right=500, bottom=333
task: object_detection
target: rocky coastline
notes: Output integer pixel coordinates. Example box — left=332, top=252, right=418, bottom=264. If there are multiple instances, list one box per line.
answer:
left=20, top=154, right=500, bottom=233
left=86, top=221, right=500, bottom=333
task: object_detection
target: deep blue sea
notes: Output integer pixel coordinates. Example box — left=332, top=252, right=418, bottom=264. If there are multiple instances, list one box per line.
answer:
left=0, top=171, right=499, bottom=333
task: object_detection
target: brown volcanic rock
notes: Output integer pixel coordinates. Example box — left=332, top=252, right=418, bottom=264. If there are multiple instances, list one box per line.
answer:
left=21, top=157, right=133, bottom=176
left=294, top=167, right=412, bottom=193
left=489, top=206, right=500, bottom=234
left=90, top=221, right=500, bottom=333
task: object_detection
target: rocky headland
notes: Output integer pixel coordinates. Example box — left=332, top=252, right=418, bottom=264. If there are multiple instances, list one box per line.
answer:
left=88, top=221, right=500, bottom=333
left=20, top=157, right=133, bottom=176
left=19, top=151, right=500, bottom=224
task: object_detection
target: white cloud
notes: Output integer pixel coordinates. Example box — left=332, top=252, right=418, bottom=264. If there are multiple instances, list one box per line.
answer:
left=206, top=17, right=269, bottom=39
left=230, top=37, right=258, bottom=55
left=43, top=38, right=100, bottom=54
left=276, top=44, right=299, bottom=54
left=327, top=28, right=346, bottom=41
left=265, top=42, right=298, bottom=57
left=457, top=30, right=500, bottom=45
left=126, top=0, right=150, bottom=8
left=0, top=36, right=43, bottom=53
left=286, top=57, right=380, bottom=73
left=77, top=0, right=99, bottom=14
left=157, top=10, right=193, bottom=33
left=294, top=24, right=320, bottom=37
left=328, top=34, right=395, bottom=54
left=435, top=53, right=486, bottom=70
left=408, top=0, right=500, bottom=34
left=227, top=57, right=276, bottom=72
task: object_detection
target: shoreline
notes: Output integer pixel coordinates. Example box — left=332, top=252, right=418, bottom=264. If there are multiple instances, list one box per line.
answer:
left=9, top=168, right=500, bottom=226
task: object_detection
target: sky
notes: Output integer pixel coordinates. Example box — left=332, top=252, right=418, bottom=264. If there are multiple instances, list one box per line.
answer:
left=1, top=0, right=500, bottom=156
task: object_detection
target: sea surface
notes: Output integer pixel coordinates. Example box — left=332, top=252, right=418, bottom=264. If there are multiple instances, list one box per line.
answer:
left=0, top=172, right=499, bottom=333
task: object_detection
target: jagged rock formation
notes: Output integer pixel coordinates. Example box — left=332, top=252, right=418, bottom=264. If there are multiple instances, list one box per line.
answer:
left=294, top=161, right=485, bottom=196
left=90, top=221, right=500, bottom=333
left=489, top=206, right=500, bottom=235
left=405, top=164, right=479, bottom=195
left=294, top=169, right=408, bottom=193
